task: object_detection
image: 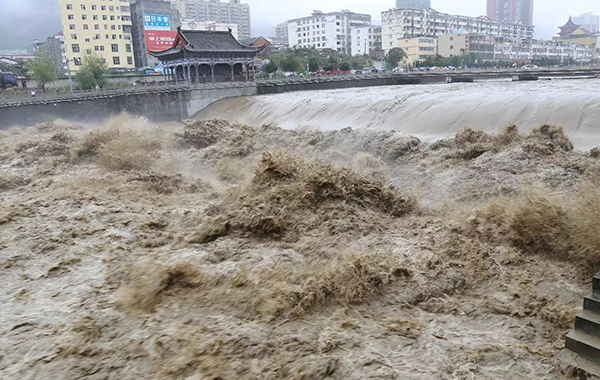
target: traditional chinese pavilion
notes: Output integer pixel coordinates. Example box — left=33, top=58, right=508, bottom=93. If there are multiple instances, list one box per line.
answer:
left=556, top=16, right=598, bottom=59
left=150, top=27, right=264, bottom=83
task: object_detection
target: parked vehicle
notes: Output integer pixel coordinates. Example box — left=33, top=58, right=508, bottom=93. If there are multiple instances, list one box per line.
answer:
left=0, top=72, right=18, bottom=89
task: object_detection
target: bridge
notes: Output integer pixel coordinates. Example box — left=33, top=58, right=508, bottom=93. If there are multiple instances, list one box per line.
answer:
left=0, top=68, right=598, bottom=129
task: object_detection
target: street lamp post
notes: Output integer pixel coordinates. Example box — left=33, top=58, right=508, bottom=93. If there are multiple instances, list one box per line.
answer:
left=66, top=58, right=74, bottom=94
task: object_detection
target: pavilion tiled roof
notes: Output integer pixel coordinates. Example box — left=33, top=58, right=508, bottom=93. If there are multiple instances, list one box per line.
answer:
left=150, top=28, right=264, bottom=58
left=560, top=16, right=579, bottom=29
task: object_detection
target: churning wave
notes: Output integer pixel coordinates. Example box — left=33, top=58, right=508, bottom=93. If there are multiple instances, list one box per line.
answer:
left=196, top=78, right=600, bottom=150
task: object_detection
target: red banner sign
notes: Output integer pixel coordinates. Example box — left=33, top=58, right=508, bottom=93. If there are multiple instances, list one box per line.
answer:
left=145, top=30, right=177, bottom=52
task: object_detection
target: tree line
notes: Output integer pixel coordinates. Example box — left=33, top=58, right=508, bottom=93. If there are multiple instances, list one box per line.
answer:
left=2, top=51, right=110, bottom=92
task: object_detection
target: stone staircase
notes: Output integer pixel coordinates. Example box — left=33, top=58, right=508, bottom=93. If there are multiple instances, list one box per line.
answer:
left=562, top=272, right=600, bottom=376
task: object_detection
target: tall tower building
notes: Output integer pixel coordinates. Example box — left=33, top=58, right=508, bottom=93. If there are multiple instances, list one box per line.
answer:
left=396, top=0, right=431, bottom=9
left=177, top=0, right=251, bottom=39
left=58, top=0, right=135, bottom=72
left=487, top=0, right=534, bottom=26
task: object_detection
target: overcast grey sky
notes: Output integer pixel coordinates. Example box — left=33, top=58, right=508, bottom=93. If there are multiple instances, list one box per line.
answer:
left=0, top=0, right=598, bottom=51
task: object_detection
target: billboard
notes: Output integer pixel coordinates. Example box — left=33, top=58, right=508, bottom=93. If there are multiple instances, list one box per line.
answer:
left=144, top=14, right=171, bottom=31
left=145, top=30, right=177, bottom=52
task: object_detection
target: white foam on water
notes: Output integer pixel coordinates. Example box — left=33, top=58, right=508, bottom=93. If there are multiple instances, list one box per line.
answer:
left=196, top=78, right=600, bottom=150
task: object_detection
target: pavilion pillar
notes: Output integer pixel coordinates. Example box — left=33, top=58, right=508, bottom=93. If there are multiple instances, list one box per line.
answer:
left=230, top=63, right=234, bottom=81
left=195, top=65, right=199, bottom=84
left=175, top=66, right=179, bottom=84
left=210, top=64, right=215, bottom=82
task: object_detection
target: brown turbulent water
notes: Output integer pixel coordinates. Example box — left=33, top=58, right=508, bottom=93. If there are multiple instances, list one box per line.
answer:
left=0, top=114, right=599, bottom=380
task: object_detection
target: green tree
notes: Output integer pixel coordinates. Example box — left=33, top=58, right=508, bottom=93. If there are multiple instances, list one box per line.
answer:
left=323, top=56, right=339, bottom=71
left=27, top=50, right=57, bottom=93
left=308, top=56, right=320, bottom=72
left=279, top=53, right=302, bottom=72
left=264, top=60, right=278, bottom=74
left=339, top=61, right=351, bottom=71
left=75, top=54, right=108, bottom=90
left=385, top=48, right=407, bottom=69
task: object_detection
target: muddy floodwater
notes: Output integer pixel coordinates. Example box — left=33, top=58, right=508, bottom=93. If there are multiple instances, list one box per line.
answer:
left=1, top=80, right=600, bottom=379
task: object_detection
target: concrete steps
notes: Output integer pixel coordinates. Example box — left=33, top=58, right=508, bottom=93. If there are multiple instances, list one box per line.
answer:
left=562, top=272, right=600, bottom=374
left=565, top=329, right=600, bottom=362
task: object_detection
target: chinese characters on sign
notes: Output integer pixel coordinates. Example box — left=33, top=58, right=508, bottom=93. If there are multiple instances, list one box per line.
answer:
left=145, top=30, right=178, bottom=52
left=144, top=14, right=171, bottom=31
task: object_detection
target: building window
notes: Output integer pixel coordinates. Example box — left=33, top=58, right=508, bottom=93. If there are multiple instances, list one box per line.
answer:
left=93, top=15, right=98, bottom=20
left=86, top=49, right=92, bottom=54
left=82, top=14, right=87, bottom=20
left=95, top=25, right=100, bottom=30
left=80, top=4, right=85, bottom=10
left=68, top=14, right=74, bottom=20
left=72, top=44, right=80, bottom=53
left=74, top=57, right=81, bottom=66
left=100, top=46, right=105, bottom=51
left=85, top=38, right=90, bottom=42
left=69, top=24, right=76, bottom=30
left=95, top=46, right=100, bottom=51
left=111, top=44, right=119, bottom=52
left=66, top=4, right=73, bottom=10
left=113, top=57, right=120, bottom=65
left=125, top=44, right=131, bottom=52
left=103, top=15, right=107, bottom=20
left=127, top=57, right=133, bottom=65
left=92, top=5, right=96, bottom=10
left=112, top=34, right=117, bottom=40
left=83, top=25, right=89, bottom=30
left=71, top=34, right=77, bottom=40
left=110, top=15, right=115, bottom=21
left=101, top=5, right=106, bottom=11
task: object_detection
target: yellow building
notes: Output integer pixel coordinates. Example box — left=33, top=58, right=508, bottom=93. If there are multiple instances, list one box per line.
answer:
left=397, top=37, right=437, bottom=65
left=555, top=17, right=598, bottom=59
left=58, top=0, right=135, bottom=72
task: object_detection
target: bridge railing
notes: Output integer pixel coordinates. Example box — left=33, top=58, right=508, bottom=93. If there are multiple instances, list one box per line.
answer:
left=0, top=81, right=255, bottom=107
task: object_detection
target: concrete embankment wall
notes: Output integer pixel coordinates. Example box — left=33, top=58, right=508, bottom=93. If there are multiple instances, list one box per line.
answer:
left=0, top=84, right=257, bottom=128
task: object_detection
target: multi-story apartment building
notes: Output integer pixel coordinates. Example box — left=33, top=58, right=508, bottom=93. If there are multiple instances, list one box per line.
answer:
left=437, top=33, right=594, bottom=63
left=288, top=10, right=371, bottom=55
left=130, top=0, right=181, bottom=68
left=487, top=0, right=534, bottom=26
left=351, top=26, right=382, bottom=57
left=438, top=34, right=496, bottom=60
left=273, top=22, right=289, bottom=41
left=34, top=33, right=70, bottom=77
left=381, top=8, right=534, bottom=53
left=177, top=0, right=251, bottom=40
left=572, top=13, right=600, bottom=34
left=397, top=36, right=436, bottom=64
left=58, top=0, right=135, bottom=72
left=396, top=0, right=430, bottom=10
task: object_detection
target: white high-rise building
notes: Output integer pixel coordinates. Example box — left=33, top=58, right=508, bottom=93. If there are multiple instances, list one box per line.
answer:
left=287, top=10, right=371, bottom=55
left=180, top=18, right=239, bottom=39
left=273, top=22, right=288, bottom=40
left=382, top=8, right=534, bottom=53
left=351, top=26, right=382, bottom=56
left=572, top=13, right=600, bottom=34
left=176, top=0, right=251, bottom=39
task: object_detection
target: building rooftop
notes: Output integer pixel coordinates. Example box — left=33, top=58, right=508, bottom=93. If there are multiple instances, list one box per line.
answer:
left=150, top=28, right=263, bottom=57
